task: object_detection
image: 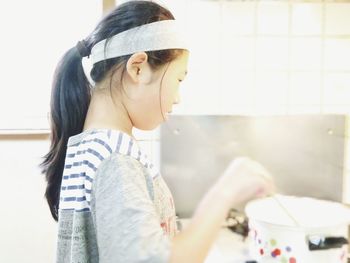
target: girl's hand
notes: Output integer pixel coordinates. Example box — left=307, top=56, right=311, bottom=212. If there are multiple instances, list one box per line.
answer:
left=215, top=157, right=275, bottom=208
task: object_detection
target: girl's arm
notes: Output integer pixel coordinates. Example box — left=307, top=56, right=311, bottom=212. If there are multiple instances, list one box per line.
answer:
left=169, top=157, right=274, bottom=263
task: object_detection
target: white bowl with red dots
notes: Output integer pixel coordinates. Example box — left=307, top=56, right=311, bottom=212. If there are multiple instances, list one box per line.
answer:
left=245, top=195, right=350, bottom=263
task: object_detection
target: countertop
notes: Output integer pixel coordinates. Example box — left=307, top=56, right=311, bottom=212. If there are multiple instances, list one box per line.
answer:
left=179, top=219, right=255, bottom=263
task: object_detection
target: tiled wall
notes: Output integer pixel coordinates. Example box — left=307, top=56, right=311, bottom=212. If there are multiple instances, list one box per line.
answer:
left=167, top=0, right=350, bottom=116
left=133, top=127, right=161, bottom=170
left=135, top=0, right=350, bottom=180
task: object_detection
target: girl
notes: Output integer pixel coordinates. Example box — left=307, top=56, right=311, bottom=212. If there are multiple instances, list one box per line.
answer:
left=41, top=1, right=273, bottom=262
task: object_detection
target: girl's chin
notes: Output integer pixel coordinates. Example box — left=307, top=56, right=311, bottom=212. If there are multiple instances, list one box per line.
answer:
left=164, top=113, right=169, bottom=121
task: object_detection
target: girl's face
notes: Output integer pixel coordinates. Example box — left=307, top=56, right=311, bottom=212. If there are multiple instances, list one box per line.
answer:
left=122, top=51, right=189, bottom=130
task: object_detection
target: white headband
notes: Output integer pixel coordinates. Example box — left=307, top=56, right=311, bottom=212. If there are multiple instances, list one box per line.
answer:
left=82, top=20, right=188, bottom=86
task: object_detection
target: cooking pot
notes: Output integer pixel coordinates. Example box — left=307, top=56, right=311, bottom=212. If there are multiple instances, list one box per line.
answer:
left=245, top=195, right=350, bottom=263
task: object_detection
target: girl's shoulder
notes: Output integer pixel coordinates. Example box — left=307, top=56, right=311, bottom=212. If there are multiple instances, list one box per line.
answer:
left=93, top=152, right=156, bottom=201
left=66, top=128, right=161, bottom=179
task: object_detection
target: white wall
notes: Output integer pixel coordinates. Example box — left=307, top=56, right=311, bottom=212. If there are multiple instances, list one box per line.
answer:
left=0, top=135, right=56, bottom=262
left=344, top=117, right=350, bottom=203
left=0, top=0, right=102, bottom=130
left=170, top=1, right=350, bottom=116
left=0, top=1, right=101, bottom=259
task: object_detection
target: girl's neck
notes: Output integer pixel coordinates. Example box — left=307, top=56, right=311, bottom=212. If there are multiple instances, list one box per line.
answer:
left=83, top=89, right=133, bottom=136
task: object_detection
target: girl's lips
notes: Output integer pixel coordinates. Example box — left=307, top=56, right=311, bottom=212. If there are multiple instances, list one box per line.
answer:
left=164, top=111, right=173, bottom=120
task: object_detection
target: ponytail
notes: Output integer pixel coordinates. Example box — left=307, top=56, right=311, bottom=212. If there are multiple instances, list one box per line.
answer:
left=40, top=47, right=91, bottom=221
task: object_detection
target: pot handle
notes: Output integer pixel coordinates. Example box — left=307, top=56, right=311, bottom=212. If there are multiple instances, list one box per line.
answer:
left=307, top=235, right=348, bottom=251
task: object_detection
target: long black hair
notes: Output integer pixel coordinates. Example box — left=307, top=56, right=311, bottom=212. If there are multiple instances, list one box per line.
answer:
left=40, top=0, right=184, bottom=221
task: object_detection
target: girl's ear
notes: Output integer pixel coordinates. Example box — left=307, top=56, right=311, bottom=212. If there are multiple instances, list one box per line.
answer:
left=126, top=52, right=152, bottom=84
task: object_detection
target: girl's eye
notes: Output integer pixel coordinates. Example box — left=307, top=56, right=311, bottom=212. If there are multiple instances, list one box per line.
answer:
left=178, top=79, right=183, bottom=83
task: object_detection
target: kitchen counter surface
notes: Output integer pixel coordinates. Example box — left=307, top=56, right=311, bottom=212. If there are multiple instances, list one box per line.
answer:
left=179, top=219, right=254, bottom=263
left=204, top=227, right=253, bottom=263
